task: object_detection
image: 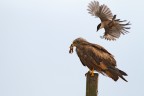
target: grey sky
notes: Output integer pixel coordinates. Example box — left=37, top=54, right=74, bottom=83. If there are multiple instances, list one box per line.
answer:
left=0, top=0, right=144, bottom=96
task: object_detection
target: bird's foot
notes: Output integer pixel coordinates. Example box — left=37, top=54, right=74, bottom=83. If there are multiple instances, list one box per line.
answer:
left=90, top=69, right=94, bottom=77
left=85, top=68, right=95, bottom=77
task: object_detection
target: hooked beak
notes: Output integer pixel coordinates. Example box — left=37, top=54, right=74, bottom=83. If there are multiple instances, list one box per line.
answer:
left=97, top=23, right=101, bottom=32
left=97, top=28, right=100, bottom=32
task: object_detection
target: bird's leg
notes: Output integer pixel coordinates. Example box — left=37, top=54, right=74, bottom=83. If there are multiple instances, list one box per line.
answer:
left=85, top=68, right=95, bottom=77
left=90, top=68, right=94, bottom=77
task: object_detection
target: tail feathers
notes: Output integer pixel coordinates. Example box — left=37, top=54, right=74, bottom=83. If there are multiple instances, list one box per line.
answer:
left=105, top=70, right=118, bottom=81
left=119, top=75, right=128, bottom=82
left=119, top=69, right=128, bottom=76
left=105, top=68, right=128, bottom=82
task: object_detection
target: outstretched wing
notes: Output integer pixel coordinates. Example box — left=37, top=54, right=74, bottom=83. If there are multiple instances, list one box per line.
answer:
left=88, top=1, right=113, bottom=21
left=103, top=20, right=131, bottom=41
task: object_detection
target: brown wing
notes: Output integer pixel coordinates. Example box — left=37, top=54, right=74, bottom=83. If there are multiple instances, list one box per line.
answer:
left=90, top=43, right=116, bottom=66
left=76, top=45, right=105, bottom=74
left=88, top=1, right=113, bottom=21
left=76, top=46, right=101, bottom=67
left=87, top=44, right=127, bottom=81
left=91, top=43, right=112, bottom=55
left=76, top=43, right=116, bottom=68
left=103, top=20, right=131, bottom=41
left=75, top=43, right=127, bottom=82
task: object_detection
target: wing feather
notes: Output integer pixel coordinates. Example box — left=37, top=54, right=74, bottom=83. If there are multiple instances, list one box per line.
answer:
left=103, top=21, right=131, bottom=40
left=88, top=1, right=113, bottom=21
left=85, top=44, right=116, bottom=67
left=76, top=46, right=104, bottom=74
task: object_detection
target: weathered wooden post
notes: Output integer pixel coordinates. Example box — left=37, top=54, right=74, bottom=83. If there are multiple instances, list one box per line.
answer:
left=86, top=72, right=99, bottom=96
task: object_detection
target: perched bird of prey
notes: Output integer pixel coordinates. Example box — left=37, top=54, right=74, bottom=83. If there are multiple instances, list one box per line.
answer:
left=87, top=1, right=131, bottom=41
left=69, top=38, right=128, bottom=82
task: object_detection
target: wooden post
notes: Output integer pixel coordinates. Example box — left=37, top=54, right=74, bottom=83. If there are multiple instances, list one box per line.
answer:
left=86, top=72, right=99, bottom=96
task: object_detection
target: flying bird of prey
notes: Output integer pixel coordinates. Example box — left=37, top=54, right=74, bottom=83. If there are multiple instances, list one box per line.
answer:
left=69, top=38, right=128, bottom=82
left=87, top=1, right=131, bottom=41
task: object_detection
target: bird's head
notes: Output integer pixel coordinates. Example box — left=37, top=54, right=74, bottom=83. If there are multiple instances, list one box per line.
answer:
left=69, top=38, right=87, bottom=53
left=97, top=23, right=101, bottom=31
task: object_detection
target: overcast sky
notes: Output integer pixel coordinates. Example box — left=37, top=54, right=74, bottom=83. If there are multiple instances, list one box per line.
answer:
left=0, top=0, right=144, bottom=96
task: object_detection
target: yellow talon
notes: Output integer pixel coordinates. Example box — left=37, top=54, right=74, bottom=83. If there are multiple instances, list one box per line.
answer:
left=90, top=68, right=94, bottom=77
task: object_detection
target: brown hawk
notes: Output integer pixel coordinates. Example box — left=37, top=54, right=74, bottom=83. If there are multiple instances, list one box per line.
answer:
left=69, top=38, right=128, bottom=82
left=87, top=1, right=131, bottom=41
